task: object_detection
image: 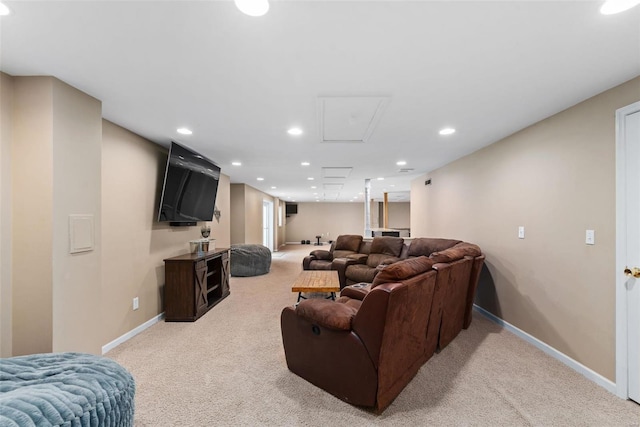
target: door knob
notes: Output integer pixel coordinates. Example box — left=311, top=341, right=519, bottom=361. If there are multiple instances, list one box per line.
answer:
left=624, top=266, right=640, bottom=278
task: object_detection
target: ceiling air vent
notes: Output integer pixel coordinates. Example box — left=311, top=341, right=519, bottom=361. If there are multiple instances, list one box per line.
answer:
left=398, top=168, right=414, bottom=173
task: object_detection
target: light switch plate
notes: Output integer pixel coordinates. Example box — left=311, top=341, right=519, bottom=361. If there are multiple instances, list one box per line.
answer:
left=586, top=229, right=595, bottom=245
left=518, top=226, right=525, bottom=239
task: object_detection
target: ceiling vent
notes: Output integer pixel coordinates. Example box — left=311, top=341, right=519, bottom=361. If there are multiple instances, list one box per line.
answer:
left=323, top=183, right=343, bottom=191
left=323, top=192, right=340, bottom=200
left=322, top=167, right=352, bottom=179
left=318, top=97, right=389, bottom=143
left=398, top=168, right=414, bottom=173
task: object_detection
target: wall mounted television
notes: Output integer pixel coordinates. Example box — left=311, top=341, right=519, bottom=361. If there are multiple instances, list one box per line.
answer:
left=158, top=141, right=221, bottom=226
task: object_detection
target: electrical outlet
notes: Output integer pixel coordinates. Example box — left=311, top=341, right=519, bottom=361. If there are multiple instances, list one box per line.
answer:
left=518, top=226, right=525, bottom=239
left=133, top=297, right=139, bottom=311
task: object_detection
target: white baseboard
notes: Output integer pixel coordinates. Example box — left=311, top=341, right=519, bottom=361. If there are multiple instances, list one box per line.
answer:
left=102, top=312, right=165, bottom=355
left=473, top=305, right=617, bottom=395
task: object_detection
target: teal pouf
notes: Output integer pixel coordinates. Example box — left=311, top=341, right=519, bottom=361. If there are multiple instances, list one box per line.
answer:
left=0, top=352, right=135, bottom=427
left=230, top=244, right=271, bottom=276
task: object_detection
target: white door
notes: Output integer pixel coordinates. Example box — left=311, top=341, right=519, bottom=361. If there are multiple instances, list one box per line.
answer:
left=262, top=200, right=273, bottom=251
left=616, top=101, right=640, bottom=403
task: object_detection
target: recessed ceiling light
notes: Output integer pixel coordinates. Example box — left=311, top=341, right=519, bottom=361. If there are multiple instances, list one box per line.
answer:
left=234, top=0, right=269, bottom=16
left=377, top=177, right=384, bottom=181
left=439, top=128, right=456, bottom=135
left=600, top=0, right=640, bottom=14
left=0, top=2, right=11, bottom=16
left=310, top=186, right=317, bottom=189
left=231, top=161, right=242, bottom=166
left=257, top=177, right=264, bottom=181
left=307, top=177, right=314, bottom=181
left=177, top=127, right=192, bottom=135
left=396, top=161, right=407, bottom=166
left=390, top=184, right=396, bottom=187
left=271, top=186, right=277, bottom=189
left=316, top=200, right=320, bottom=202
left=287, top=127, right=303, bottom=136
left=301, top=162, right=310, bottom=166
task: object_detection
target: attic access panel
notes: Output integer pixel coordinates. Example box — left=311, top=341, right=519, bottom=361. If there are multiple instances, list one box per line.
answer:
left=318, top=97, right=389, bottom=143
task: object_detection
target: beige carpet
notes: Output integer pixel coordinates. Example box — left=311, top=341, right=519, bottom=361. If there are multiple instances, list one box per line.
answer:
left=107, top=245, right=640, bottom=426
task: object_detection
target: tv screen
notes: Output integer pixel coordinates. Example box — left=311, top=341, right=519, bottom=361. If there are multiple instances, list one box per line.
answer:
left=158, top=141, right=220, bottom=224
left=285, top=203, right=298, bottom=215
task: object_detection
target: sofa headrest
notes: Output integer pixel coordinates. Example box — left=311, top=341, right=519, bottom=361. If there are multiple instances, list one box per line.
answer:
left=359, top=241, right=372, bottom=255
left=370, top=236, right=405, bottom=257
left=429, top=242, right=482, bottom=263
left=372, top=256, right=434, bottom=287
left=334, top=234, right=363, bottom=252
left=407, top=238, right=462, bottom=257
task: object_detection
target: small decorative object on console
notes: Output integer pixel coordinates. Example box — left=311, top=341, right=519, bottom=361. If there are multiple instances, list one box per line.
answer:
left=201, top=225, right=211, bottom=238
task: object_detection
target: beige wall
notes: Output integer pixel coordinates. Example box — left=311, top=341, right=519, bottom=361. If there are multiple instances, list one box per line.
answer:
left=230, top=183, right=277, bottom=246
left=285, top=201, right=409, bottom=243
left=0, top=73, right=13, bottom=357
left=230, top=184, right=245, bottom=244
left=101, top=121, right=231, bottom=345
left=11, top=77, right=54, bottom=355
left=285, top=202, right=365, bottom=243
left=410, top=76, right=640, bottom=381
left=3, top=73, right=232, bottom=356
left=211, top=173, right=231, bottom=249
left=387, top=202, right=410, bottom=229
left=51, top=79, right=103, bottom=354
left=9, top=76, right=104, bottom=355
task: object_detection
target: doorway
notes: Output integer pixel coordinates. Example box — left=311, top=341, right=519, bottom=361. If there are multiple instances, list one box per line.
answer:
left=262, top=200, right=274, bottom=251
left=616, top=101, right=640, bottom=403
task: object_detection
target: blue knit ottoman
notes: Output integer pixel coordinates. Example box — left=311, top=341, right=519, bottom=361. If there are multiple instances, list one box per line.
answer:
left=0, top=352, right=135, bottom=427
left=230, top=244, right=271, bottom=276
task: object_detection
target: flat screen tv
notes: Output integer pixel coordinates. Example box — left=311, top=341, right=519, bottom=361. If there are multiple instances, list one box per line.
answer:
left=158, top=141, right=221, bottom=226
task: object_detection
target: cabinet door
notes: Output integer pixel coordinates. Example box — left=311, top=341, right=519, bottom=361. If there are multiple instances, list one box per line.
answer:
left=195, top=263, right=208, bottom=316
left=221, top=252, right=230, bottom=295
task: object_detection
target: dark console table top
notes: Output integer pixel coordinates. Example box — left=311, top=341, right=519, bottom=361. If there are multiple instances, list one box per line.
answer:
left=164, top=248, right=230, bottom=262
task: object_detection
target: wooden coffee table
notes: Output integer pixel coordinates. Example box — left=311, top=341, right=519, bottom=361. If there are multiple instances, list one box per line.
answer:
left=292, top=270, right=340, bottom=304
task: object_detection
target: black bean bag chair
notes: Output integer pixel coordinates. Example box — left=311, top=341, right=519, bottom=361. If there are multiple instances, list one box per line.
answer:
left=230, top=244, right=271, bottom=276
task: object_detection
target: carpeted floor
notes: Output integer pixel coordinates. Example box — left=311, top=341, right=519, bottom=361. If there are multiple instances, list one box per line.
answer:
left=107, top=245, right=640, bottom=426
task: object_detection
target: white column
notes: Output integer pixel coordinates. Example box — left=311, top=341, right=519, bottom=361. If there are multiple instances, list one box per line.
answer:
left=364, top=179, right=371, bottom=237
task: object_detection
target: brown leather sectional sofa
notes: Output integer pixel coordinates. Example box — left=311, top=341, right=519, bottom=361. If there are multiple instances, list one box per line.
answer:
left=283, top=235, right=485, bottom=412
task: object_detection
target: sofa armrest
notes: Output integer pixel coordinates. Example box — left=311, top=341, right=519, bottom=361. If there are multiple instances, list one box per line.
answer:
left=346, top=253, right=368, bottom=263
left=333, top=257, right=360, bottom=289
left=303, top=250, right=332, bottom=269
left=340, top=283, right=372, bottom=300
left=310, top=250, right=332, bottom=260
left=295, top=299, right=358, bottom=331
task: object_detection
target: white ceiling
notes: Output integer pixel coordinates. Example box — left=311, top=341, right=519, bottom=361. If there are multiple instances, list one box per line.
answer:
left=2, top=1, right=639, bottom=202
